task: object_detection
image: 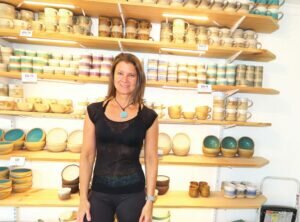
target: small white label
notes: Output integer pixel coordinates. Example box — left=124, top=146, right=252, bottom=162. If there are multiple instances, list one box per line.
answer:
left=9, top=157, right=26, bottom=167
left=197, top=44, right=209, bottom=51
left=22, top=73, right=37, bottom=83
left=19, top=30, right=33, bottom=37
left=197, top=84, right=212, bottom=93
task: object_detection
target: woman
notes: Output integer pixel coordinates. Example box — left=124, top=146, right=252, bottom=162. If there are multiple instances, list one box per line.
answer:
left=77, top=53, right=158, bottom=222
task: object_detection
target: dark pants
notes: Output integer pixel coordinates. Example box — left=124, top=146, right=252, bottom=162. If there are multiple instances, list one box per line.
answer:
left=84, top=190, right=145, bottom=222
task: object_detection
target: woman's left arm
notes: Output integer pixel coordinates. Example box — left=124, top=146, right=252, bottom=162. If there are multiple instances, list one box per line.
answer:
left=139, top=117, right=159, bottom=222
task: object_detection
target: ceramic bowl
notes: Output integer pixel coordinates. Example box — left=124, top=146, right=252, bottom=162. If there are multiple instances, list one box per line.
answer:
left=0, top=179, right=12, bottom=189
left=10, top=168, right=32, bottom=178
left=67, top=130, right=83, bottom=145
left=61, top=164, right=79, bottom=185
left=67, top=143, right=81, bottom=153
left=47, top=142, right=66, bottom=152
left=58, top=187, right=71, bottom=200
left=16, top=102, right=33, bottom=112
left=202, top=146, right=220, bottom=157
left=24, top=141, right=45, bottom=151
left=221, top=137, right=237, bottom=149
left=238, top=137, right=254, bottom=150
left=0, top=167, right=9, bottom=178
left=10, top=175, right=32, bottom=184
left=4, top=129, right=25, bottom=142
left=156, top=175, right=170, bottom=186
left=12, top=140, right=24, bottom=150
left=0, top=129, right=4, bottom=141
left=172, top=133, right=191, bottom=156
left=158, top=133, right=172, bottom=155
left=182, top=111, right=195, bottom=119
left=238, top=149, right=254, bottom=158
left=0, top=188, right=11, bottom=199
left=0, top=141, right=14, bottom=155
left=152, top=209, right=170, bottom=221
left=50, top=103, right=67, bottom=113
left=34, top=103, right=50, bottom=112
left=26, top=128, right=45, bottom=142
left=46, top=128, right=68, bottom=144
left=62, top=183, right=79, bottom=193
left=156, top=184, right=169, bottom=195
left=12, top=182, right=32, bottom=193
left=203, top=135, right=220, bottom=148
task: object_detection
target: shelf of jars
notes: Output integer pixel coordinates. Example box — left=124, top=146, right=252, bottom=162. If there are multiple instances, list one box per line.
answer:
left=0, top=71, right=280, bottom=95
left=0, top=29, right=276, bottom=62
left=0, top=150, right=269, bottom=167
left=5, top=0, right=278, bottom=33
left=0, top=189, right=267, bottom=208
left=0, top=110, right=272, bottom=127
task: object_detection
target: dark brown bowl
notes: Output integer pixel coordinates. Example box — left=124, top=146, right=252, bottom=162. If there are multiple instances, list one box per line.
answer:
left=61, top=164, right=79, bottom=185
left=156, top=185, right=169, bottom=195
left=156, top=175, right=170, bottom=187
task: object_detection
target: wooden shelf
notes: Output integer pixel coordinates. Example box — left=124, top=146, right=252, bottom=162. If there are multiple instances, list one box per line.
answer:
left=5, top=0, right=278, bottom=33
left=0, top=110, right=271, bottom=127
left=0, top=72, right=280, bottom=95
left=0, top=29, right=275, bottom=62
left=0, top=189, right=266, bottom=209
left=0, top=150, right=269, bottom=167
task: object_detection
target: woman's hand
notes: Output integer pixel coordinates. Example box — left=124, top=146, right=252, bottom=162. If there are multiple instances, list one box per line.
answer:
left=139, top=201, right=153, bottom=222
left=77, top=199, right=91, bottom=222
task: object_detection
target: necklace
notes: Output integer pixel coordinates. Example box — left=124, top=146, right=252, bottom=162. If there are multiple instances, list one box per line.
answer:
left=114, top=98, right=132, bottom=119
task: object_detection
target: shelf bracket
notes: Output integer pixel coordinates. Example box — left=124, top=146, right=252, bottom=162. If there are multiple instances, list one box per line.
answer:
left=225, top=89, right=239, bottom=97
left=118, top=40, right=124, bottom=52
left=223, top=124, right=237, bottom=129
left=17, top=1, right=24, bottom=8
left=117, top=2, right=126, bottom=28
left=226, top=50, right=243, bottom=64
left=230, top=16, right=246, bottom=34
left=80, top=8, right=86, bottom=17
left=212, top=20, right=221, bottom=27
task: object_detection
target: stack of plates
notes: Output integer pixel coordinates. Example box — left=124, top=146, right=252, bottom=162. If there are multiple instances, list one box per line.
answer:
left=24, top=128, right=46, bottom=151
left=61, top=164, right=79, bottom=193
left=0, top=179, right=12, bottom=200
left=10, top=168, right=32, bottom=193
left=4, top=129, right=25, bottom=150
left=0, top=129, right=4, bottom=141
left=67, top=130, right=83, bottom=153
left=46, top=128, right=67, bottom=152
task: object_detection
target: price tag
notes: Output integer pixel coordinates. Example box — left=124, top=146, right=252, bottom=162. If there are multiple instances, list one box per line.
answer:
left=19, top=30, right=33, bottom=37
left=197, top=44, right=209, bottom=51
left=197, top=84, right=212, bottom=93
left=9, top=157, right=26, bottom=167
left=22, top=73, right=37, bottom=83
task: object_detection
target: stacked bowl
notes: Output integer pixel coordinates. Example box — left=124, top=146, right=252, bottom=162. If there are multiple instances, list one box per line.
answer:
left=221, top=136, right=238, bottom=157
left=238, top=137, right=254, bottom=158
left=202, top=135, right=220, bottom=157
left=61, top=164, right=79, bottom=194
left=67, top=130, right=83, bottom=153
left=153, top=209, right=170, bottom=222
left=0, top=167, right=9, bottom=179
left=156, top=175, right=170, bottom=195
left=10, top=168, right=32, bottom=193
left=172, top=133, right=191, bottom=156
left=24, top=128, right=46, bottom=151
left=0, top=179, right=12, bottom=199
left=0, top=141, right=14, bottom=155
left=46, top=128, right=67, bottom=152
left=158, top=133, right=172, bottom=155
left=3, top=128, right=25, bottom=150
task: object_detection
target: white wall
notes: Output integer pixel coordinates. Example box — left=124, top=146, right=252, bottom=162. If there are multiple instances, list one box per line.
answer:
left=1, top=2, right=300, bottom=222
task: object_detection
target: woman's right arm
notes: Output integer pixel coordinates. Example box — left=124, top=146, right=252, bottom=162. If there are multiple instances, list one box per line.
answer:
left=77, top=112, right=96, bottom=222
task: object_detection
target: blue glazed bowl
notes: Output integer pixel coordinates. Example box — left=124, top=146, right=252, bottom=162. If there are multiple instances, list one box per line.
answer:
left=0, top=129, right=4, bottom=140
left=26, top=128, right=45, bottom=142
left=221, top=137, right=238, bottom=149
left=4, top=129, right=25, bottom=142
left=238, top=137, right=255, bottom=150
left=203, top=135, right=220, bottom=149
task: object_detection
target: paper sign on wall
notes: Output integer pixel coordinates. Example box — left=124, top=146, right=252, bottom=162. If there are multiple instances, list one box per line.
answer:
left=19, top=30, right=33, bottom=37
left=197, top=84, right=212, bottom=93
left=9, top=157, right=26, bottom=167
left=22, top=73, right=37, bottom=83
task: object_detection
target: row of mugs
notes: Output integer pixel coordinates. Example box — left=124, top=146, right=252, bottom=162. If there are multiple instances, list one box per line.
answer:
left=212, top=108, right=252, bottom=121
left=250, top=4, right=283, bottom=20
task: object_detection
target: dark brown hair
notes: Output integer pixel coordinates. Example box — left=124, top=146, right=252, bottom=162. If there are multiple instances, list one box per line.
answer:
left=106, top=53, right=146, bottom=104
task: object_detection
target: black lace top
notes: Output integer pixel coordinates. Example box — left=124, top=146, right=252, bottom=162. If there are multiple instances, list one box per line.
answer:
left=87, top=101, right=157, bottom=194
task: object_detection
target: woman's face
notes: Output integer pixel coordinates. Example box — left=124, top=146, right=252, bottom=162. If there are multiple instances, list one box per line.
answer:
left=114, top=61, right=138, bottom=96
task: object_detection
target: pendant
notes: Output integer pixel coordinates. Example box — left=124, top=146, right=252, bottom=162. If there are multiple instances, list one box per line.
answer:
left=120, top=111, right=128, bottom=119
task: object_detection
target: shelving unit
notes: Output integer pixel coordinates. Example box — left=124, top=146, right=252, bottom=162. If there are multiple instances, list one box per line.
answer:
left=0, top=150, right=269, bottom=167
left=0, top=29, right=275, bottom=61
left=5, top=0, right=279, bottom=33
left=0, top=189, right=267, bottom=208
left=0, top=110, right=272, bottom=127
left=0, top=71, right=280, bottom=95
left=0, top=0, right=280, bottom=219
